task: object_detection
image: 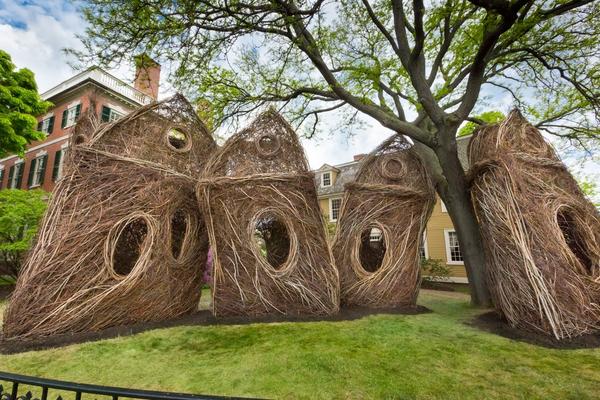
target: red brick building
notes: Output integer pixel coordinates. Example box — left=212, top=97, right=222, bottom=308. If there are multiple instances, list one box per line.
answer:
left=0, top=62, right=160, bottom=192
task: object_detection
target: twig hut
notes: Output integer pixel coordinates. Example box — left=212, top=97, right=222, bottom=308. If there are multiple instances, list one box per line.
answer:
left=332, top=135, right=435, bottom=308
left=3, top=95, right=217, bottom=340
left=198, top=110, right=339, bottom=317
left=468, top=109, right=600, bottom=339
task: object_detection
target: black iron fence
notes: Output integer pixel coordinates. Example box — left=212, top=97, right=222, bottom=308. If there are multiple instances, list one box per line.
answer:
left=0, top=372, right=257, bottom=400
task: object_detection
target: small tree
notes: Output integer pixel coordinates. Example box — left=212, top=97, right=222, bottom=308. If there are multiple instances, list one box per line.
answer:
left=0, top=189, right=48, bottom=282
left=0, top=50, right=52, bottom=158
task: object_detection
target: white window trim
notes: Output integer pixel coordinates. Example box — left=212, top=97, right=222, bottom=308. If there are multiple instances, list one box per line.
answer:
left=30, top=155, right=46, bottom=188
left=441, top=200, right=448, bottom=213
left=444, top=229, right=464, bottom=265
left=9, top=160, right=24, bottom=189
left=56, top=147, right=68, bottom=181
left=40, top=117, right=52, bottom=135
left=329, top=197, right=342, bottom=222
left=420, top=230, right=429, bottom=259
left=321, top=171, right=332, bottom=187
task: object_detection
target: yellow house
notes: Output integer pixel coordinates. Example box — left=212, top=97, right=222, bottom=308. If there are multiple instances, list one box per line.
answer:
left=314, top=135, right=472, bottom=283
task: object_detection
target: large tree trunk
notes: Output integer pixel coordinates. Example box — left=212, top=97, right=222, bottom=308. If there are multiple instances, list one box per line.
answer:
left=434, top=135, right=492, bottom=307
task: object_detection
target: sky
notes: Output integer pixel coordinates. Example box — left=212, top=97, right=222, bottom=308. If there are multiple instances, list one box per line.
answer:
left=0, top=0, right=598, bottom=186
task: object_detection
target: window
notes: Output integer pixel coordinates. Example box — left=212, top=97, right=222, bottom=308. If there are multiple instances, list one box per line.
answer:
left=330, top=198, right=342, bottom=222
left=53, top=147, right=68, bottom=182
left=369, top=227, right=382, bottom=242
left=8, top=161, right=24, bottom=189
left=28, top=154, right=47, bottom=188
left=61, top=104, right=81, bottom=129
left=38, top=116, right=55, bottom=135
left=0, top=168, right=4, bottom=189
left=101, top=105, right=124, bottom=122
left=321, top=172, right=332, bottom=187
left=444, top=229, right=463, bottom=264
left=441, top=200, right=448, bottom=213
left=419, top=231, right=428, bottom=260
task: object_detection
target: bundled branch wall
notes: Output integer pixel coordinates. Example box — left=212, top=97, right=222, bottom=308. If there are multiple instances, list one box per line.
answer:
left=3, top=95, right=217, bottom=340
left=199, top=110, right=339, bottom=316
left=332, top=135, right=435, bottom=308
left=468, top=110, right=600, bottom=339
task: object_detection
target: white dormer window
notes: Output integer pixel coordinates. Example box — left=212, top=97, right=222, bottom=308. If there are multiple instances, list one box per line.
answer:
left=321, top=172, right=332, bottom=187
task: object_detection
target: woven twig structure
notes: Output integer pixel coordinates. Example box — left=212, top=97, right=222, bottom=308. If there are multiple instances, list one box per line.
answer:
left=198, top=110, right=339, bottom=316
left=468, top=110, right=600, bottom=339
left=3, top=95, right=217, bottom=339
left=332, top=135, right=435, bottom=308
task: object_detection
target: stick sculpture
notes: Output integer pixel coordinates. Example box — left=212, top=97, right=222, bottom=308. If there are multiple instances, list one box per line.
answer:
left=332, top=135, right=435, bottom=308
left=3, top=95, right=217, bottom=339
left=198, top=110, right=339, bottom=316
left=468, top=110, right=600, bottom=339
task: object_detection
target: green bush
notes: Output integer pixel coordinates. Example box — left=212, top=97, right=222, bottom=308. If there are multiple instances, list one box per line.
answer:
left=421, top=258, right=451, bottom=282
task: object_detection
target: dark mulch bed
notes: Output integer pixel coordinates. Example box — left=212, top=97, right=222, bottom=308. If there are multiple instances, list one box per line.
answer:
left=469, top=311, right=600, bottom=349
left=0, top=305, right=430, bottom=354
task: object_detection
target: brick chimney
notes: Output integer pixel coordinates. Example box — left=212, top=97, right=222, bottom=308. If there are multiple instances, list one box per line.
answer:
left=134, top=54, right=161, bottom=100
left=354, top=153, right=367, bottom=161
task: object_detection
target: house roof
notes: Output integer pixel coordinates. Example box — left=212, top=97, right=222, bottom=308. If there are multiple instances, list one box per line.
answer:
left=41, top=67, right=153, bottom=106
left=314, top=135, right=472, bottom=197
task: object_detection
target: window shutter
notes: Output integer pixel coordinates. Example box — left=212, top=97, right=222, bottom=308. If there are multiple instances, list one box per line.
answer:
left=27, top=159, right=37, bottom=188
left=16, top=163, right=24, bottom=189
left=61, top=110, right=68, bottom=128
left=75, top=104, right=81, bottom=120
left=7, top=166, right=14, bottom=188
left=53, top=150, right=62, bottom=182
left=38, top=155, right=48, bottom=185
left=48, top=116, right=55, bottom=134
left=37, top=121, right=43, bottom=131
left=101, top=106, right=111, bottom=122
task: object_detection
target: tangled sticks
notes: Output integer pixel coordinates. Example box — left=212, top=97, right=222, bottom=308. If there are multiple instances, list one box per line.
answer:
left=199, top=110, right=339, bottom=316
left=469, top=110, right=600, bottom=339
left=332, top=135, right=435, bottom=308
left=3, top=95, right=217, bottom=339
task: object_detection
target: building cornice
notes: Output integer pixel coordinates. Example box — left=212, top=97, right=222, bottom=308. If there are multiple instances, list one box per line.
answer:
left=0, top=135, right=71, bottom=163
left=42, top=67, right=152, bottom=106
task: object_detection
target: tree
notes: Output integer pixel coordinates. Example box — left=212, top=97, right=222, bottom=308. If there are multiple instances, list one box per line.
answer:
left=0, top=189, right=48, bottom=282
left=76, top=0, right=600, bottom=305
left=458, top=111, right=505, bottom=137
left=0, top=50, right=52, bottom=158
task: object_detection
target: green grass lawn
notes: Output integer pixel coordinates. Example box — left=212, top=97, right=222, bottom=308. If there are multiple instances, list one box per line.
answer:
left=0, top=289, right=599, bottom=399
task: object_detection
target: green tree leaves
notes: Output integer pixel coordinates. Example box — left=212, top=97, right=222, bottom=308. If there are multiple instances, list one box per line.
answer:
left=0, top=189, right=48, bottom=280
left=0, top=50, right=52, bottom=158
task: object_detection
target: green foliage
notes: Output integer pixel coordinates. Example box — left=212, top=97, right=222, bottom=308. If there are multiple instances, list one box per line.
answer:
left=1, top=289, right=599, bottom=399
left=578, top=177, right=600, bottom=208
left=458, top=111, right=505, bottom=137
left=421, top=258, right=451, bottom=282
left=0, top=50, right=51, bottom=158
left=0, top=189, right=48, bottom=280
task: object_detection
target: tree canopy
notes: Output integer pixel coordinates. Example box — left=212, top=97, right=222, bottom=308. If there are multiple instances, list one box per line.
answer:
left=0, top=189, right=48, bottom=281
left=75, top=0, right=600, bottom=305
left=0, top=50, right=51, bottom=158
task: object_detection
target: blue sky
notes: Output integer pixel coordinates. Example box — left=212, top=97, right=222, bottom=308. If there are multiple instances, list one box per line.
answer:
left=0, top=0, right=598, bottom=189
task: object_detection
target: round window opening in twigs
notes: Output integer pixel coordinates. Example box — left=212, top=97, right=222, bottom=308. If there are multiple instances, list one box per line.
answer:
left=556, top=208, right=593, bottom=274
left=170, top=209, right=190, bottom=261
left=255, top=133, right=281, bottom=157
left=358, top=226, right=387, bottom=273
left=252, top=213, right=291, bottom=271
left=380, top=157, right=406, bottom=180
left=110, top=216, right=150, bottom=277
left=166, top=127, right=192, bottom=152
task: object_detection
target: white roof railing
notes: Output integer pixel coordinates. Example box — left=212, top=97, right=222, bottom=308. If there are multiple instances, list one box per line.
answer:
left=41, top=67, right=153, bottom=106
